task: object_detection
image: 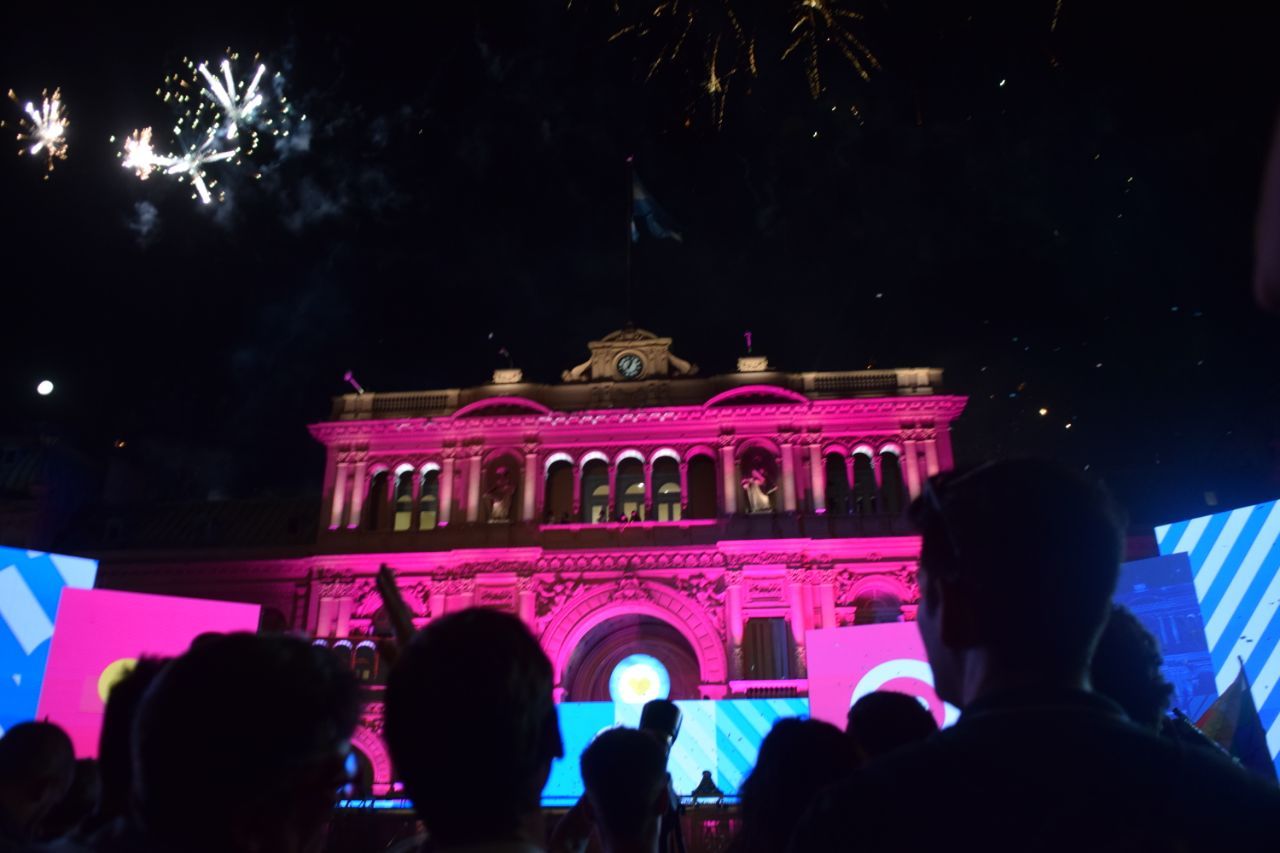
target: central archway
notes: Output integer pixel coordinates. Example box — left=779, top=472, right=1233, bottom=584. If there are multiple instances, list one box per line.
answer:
left=562, top=615, right=700, bottom=702
left=540, top=580, right=729, bottom=693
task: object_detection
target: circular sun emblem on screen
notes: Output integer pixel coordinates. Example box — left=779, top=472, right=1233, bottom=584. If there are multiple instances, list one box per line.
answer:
left=609, top=654, right=671, bottom=704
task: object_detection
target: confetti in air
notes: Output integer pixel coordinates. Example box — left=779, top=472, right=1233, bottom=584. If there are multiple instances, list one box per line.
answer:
left=7, top=87, right=68, bottom=175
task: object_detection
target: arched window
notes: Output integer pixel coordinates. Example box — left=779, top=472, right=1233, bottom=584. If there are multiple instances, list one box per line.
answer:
left=582, top=459, right=610, bottom=523
left=879, top=453, right=906, bottom=514
left=853, top=591, right=904, bottom=625
left=544, top=459, right=574, bottom=522
left=365, top=471, right=390, bottom=531
left=331, top=640, right=354, bottom=670
left=353, top=642, right=378, bottom=683
left=824, top=453, right=851, bottom=515
left=615, top=459, right=644, bottom=520
left=653, top=458, right=681, bottom=521
left=686, top=455, right=717, bottom=519
left=418, top=469, right=439, bottom=530
left=393, top=470, right=414, bottom=531
left=852, top=453, right=877, bottom=514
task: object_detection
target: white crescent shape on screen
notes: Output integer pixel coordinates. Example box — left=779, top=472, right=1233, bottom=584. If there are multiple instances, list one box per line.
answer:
left=850, top=658, right=960, bottom=726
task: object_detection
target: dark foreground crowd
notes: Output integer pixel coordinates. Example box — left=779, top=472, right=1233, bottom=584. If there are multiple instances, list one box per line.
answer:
left=2, top=460, right=1278, bottom=853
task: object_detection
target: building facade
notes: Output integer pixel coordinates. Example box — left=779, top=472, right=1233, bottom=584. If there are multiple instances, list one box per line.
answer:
left=98, top=328, right=967, bottom=794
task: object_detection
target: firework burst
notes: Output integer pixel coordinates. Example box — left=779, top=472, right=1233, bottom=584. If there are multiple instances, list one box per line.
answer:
left=7, top=87, right=68, bottom=174
left=782, top=0, right=880, bottom=98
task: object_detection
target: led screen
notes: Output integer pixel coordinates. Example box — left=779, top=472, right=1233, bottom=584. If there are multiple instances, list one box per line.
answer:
left=0, top=545, right=97, bottom=735
left=1156, top=499, right=1280, bottom=775
left=805, top=622, right=958, bottom=732
left=543, top=697, right=808, bottom=806
left=36, top=588, right=261, bottom=756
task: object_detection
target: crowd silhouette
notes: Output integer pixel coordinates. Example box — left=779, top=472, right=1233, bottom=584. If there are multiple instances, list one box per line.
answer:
left=2, top=459, right=1278, bottom=853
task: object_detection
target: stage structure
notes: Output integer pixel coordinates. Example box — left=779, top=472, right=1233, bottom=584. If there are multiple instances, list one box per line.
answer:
left=97, top=329, right=967, bottom=794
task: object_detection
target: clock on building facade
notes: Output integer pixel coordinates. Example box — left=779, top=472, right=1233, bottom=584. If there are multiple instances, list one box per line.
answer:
left=616, top=353, right=644, bottom=379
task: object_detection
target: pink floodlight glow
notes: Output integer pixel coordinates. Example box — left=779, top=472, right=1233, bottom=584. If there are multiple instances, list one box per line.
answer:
left=36, top=588, right=261, bottom=756
left=806, top=623, right=958, bottom=730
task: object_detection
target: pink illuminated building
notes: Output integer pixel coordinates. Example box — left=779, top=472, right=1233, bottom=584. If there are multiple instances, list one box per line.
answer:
left=98, top=328, right=966, bottom=793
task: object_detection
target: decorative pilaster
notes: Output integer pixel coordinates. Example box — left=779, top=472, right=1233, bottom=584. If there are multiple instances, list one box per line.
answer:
left=726, top=574, right=745, bottom=680
left=347, top=458, right=368, bottom=530
left=780, top=440, right=798, bottom=513
left=787, top=570, right=809, bottom=676
left=719, top=441, right=738, bottom=515
left=808, top=442, right=826, bottom=514
left=903, top=441, right=922, bottom=499
left=819, top=581, right=837, bottom=629
left=383, top=469, right=397, bottom=531
left=923, top=436, right=940, bottom=478
left=466, top=453, right=482, bottom=522
left=643, top=462, right=654, bottom=519
left=523, top=447, right=539, bottom=523
left=678, top=461, right=689, bottom=513
left=572, top=462, right=583, bottom=517
left=607, top=463, right=619, bottom=518
left=438, top=453, right=455, bottom=527
left=330, top=461, right=350, bottom=530
left=409, top=467, right=423, bottom=531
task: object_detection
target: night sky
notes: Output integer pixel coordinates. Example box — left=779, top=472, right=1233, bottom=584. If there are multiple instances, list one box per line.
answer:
left=2, top=1, right=1278, bottom=528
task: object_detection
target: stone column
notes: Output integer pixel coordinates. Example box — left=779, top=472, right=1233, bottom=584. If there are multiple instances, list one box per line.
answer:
left=572, top=463, right=583, bottom=518
left=409, top=468, right=423, bottom=531
left=903, top=442, right=922, bottom=499
left=347, top=459, right=367, bottom=529
left=788, top=572, right=809, bottom=676
left=642, top=462, right=654, bottom=520
left=438, top=455, right=455, bottom=527
left=780, top=441, right=798, bottom=513
left=608, top=462, right=619, bottom=519
left=726, top=577, right=745, bottom=680
left=517, top=580, right=536, bottom=628
left=678, top=462, right=689, bottom=514
left=523, top=450, right=538, bottom=522
left=720, top=444, right=738, bottom=515
left=819, top=582, right=837, bottom=629
left=466, top=454, right=482, bottom=522
left=329, top=461, right=350, bottom=530
left=872, top=453, right=883, bottom=489
left=923, top=437, right=941, bottom=478
left=809, top=444, right=826, bottom=514
left=383, top=471, right=397, bottom=531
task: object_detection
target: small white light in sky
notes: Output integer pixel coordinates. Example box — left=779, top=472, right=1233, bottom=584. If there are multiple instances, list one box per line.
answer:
left=36, top=380, right=54, bottom=396
left=1038, top=407, right=1049, bottom=416
left=999, top=79, right=1007, bottom=87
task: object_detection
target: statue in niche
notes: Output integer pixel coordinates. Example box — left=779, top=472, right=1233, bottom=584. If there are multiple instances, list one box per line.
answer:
left=486, top=465, right=515, bottom=522
left=741, top=466, right=776, bottom=513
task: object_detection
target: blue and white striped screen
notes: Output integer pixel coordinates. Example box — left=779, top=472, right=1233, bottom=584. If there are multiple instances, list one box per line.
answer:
left=0, top=545, right=98, bottom=736
left=1155, top=499, right=1280, bottom=774
left=544, top=697, right=809, bottom=806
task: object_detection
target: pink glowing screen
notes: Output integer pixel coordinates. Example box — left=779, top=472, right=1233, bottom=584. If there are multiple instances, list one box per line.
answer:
left=35, top=588, right=261, bottom=756
left=805, top=623, right=958, bottom=730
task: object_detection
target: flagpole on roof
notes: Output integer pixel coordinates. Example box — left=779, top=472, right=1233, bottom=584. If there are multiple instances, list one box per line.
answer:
left=625, top=154, right=634, bottom=325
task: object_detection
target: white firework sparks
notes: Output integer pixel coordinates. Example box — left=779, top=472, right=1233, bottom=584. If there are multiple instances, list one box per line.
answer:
left=119, top=126, right=237, bottom=204
left=7, top=87, right=68, bottom=172
left=197, top=58, right=266, bottom=140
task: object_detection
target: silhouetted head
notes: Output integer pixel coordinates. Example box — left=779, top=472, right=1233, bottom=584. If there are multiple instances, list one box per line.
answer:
left=909, top=459, right=1124, bottom=706
left=580, top=728, right=668, bottom=850
left=133, top=633, right=359, bottom=853
left=737, top=719, right=859, bottom=853
left=38, top=757, right=100, bottom=841
left=94, top=657, right=169, bottom=827
left=1091, top=604, right=1174, bottom=730
left=385, top=608, right=563, bottom=847
left=846, top=691, right=939, bottom=761
left=0, top=721, right=75, bottom=838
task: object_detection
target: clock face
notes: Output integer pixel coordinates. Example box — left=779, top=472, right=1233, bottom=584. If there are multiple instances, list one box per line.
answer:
left=616, top=353, right=644, bottom=379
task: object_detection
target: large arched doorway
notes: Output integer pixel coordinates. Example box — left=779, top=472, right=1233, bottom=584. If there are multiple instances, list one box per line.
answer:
left=561, top=614, right=701, bottom=702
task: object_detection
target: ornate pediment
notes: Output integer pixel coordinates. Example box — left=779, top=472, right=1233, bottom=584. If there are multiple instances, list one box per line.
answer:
left=562, top=326, right=699, bottom=383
